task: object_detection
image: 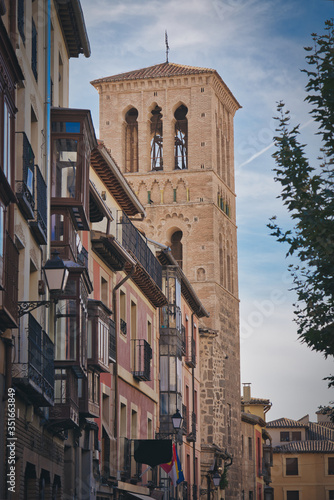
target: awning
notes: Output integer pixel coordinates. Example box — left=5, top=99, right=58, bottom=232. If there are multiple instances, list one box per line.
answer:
left=134, top=439, right=172, bottom=467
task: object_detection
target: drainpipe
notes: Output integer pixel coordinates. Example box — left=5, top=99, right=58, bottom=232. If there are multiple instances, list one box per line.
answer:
left=112, top=263, right=136, bottom=477
left=191, top=313, right=197, bottom=499
left=46, top=0, right=51, bottom=258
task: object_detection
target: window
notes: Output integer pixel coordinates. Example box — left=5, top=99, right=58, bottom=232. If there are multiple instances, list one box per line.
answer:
left=55, top=299, right=77, bottom=360
left=18, top=0, right=25, bottom=43
left=0, top=204, right=4, bottom=285
left=249, top=492, right=253, bottom=500
left=52, top=138, right=78, bottom=198
left=291, top=431, right=301, bottom=441
left=3, top=101, right=11, bottom=184
left=248, top=437, right=253, bottom=460
left=329, top=491, right=334, bottom=500
left=280, top=431, right=290, bottom=442
left=150, top=105, right=163, bottom=170
left=120, top=290, right=126, bottom=335
left=54, top=369, right=67, bottom=404
left=286, top=457, right=298, bottom=476
left=174, top=105, right=188, bottom=170
left=287, top=492, right=299, bottom=500
left=31, top=19, right=38, bottom=81
left=171, top=230, right=183, bottom=268
left=125, top=108, right=138, bottom=172
left=328, top=457, right=334, bottom=475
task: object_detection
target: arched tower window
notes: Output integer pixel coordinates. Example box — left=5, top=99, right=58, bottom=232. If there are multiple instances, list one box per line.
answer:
left=125, top=107, right=138, bottom=172
left=171, top=230, right=183, bottom=268
left=174, top=105, right=188, bottom=170
left=150, top=105, right=163, bottom=170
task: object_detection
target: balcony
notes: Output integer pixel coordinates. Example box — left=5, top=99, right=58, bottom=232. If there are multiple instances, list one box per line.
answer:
left=117, top=211, right=162, bottom=289
left=120, top=318, right=127, bottom=336
left=12, top=314, right=54, bottom=406
left=16, top=132, right=35, bottom=220
left=78, top=371, right=100, bottom=418
left=49, top=368, right=79, bottom=429
left=181, top=325, right=186, bottom=356
left=185, top=336, right=196, bottom=368
left=51, top=108, right=97, bottom=231
left=187, top=412, right=197, bottom=442
left=29, top=165, right=47, bottom=244
left=132, top=339, right=152, bottom=381
left=87, top=299, right=112, bottom=372
left=109, top=318, right=116, bottom=363
left=119, top=438, right=142, bottom=483
left=0, top=232, right=19, bottom=330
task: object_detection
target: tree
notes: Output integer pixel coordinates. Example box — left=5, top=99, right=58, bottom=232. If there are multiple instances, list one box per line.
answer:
left=268, top=20, right=334, bottom=377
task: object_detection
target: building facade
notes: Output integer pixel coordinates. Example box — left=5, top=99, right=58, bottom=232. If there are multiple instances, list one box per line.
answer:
left=241, top=384, right=273, bottom=500
left=91, top=60, right=242, bottom=498
left=267, top=412, right=334, bottom=500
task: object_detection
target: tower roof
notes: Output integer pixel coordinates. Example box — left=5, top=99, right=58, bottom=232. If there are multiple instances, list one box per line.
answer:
left=90, top=61, right=241, bottom=110
left=91, top=61, right=216, bottom=85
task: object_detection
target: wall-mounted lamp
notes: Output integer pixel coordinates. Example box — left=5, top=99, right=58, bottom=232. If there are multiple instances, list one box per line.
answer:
left=18, top=251, right=69, bottom=317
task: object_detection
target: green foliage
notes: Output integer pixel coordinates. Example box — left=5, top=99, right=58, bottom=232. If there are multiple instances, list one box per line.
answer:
left=219, top=468, right=228, bottom=490
left=268, top=20, right=334, bottom=371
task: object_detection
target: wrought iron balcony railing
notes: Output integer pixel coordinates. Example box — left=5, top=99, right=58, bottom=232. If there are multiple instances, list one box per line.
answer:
left=0, top=232, right=19, bottom=329
left=120, top=318, right=127, bottom=336
left=132, top=339, right=152, bottom=381
left=16, top=132, right=35, bottom=220
left=186, top=336, right=196, bottom=367
left=12, top=313, right=54, bottom=406
left=29, top=165, right=47, bottom=244
left=109, top=318, right=116, bottom=362
left=117, top=211, right=162, bottom=289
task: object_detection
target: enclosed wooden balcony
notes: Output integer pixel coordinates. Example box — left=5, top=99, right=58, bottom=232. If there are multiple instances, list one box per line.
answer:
left=49, top=368, right=79, bottom=429
left=87, top=300, right=112, bottom=373
left=51, top=108, right=97, bottom=231
left=78, top=370, right=100, bottom=418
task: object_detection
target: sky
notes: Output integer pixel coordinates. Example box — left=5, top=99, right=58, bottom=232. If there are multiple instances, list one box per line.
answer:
left=69, top=0, right=334, bottom=422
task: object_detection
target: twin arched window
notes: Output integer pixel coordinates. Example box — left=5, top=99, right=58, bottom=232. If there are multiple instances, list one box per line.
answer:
left=124, top=104, right=188, bottom=172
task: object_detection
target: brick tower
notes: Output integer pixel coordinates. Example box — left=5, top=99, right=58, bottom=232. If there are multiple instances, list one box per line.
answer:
left=91, top=62, right=242, bottom=498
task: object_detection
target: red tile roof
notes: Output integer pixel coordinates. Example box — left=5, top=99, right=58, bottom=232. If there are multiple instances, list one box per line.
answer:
left=91, top=62, right=215, bottom=85
left=267, top=418, right=307, bottom=428
left=273, top=440, right=334, bottom=453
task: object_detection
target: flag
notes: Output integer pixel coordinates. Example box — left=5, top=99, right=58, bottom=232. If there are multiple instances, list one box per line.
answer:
left=160, top=443, right=184, bottom=486
left=134, top=439, right=172, bottom=468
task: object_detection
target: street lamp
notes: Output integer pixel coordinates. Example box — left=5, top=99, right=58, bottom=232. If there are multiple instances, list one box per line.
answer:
left=171, top=409, right=183, bottom=431
left=18, top=251, right=69, bottom=316
left=43, top=251, right=69, bottom=294
left=212, top=472, right=221, bottom=488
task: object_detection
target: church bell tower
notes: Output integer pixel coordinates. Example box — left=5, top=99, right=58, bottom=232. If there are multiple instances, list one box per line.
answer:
left=92, top=61, right=242, bottom=498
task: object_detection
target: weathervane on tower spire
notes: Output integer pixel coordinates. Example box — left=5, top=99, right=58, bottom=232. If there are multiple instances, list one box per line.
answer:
left=165, top=30, right=169, bottom=63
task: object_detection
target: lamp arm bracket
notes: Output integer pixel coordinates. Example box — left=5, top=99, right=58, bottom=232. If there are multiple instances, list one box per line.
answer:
left=18, top=300, right=51, bottom=317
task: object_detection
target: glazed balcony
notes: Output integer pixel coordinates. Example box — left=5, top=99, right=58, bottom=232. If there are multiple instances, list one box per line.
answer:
left=131, top=339, right=152, bottom=381
left=49, top=368, right=79, bottom=429
left=87, top=299, right=112, bottom=372
left=0, top=232, right=19, bottom=330
left=116, top=211, right=162, bottom=289
left=12, top=313, right=54, bottom=406
left=51, top=108, right=97, bottom=231
left=78, top=370, right=100, bottom=418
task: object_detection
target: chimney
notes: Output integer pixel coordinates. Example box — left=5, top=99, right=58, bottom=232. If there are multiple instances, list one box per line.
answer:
left=243, top=383, right=251, bottom=402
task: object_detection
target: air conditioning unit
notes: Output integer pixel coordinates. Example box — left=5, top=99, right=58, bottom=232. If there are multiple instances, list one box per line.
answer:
left=93, top=450, right=99, bottom=461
